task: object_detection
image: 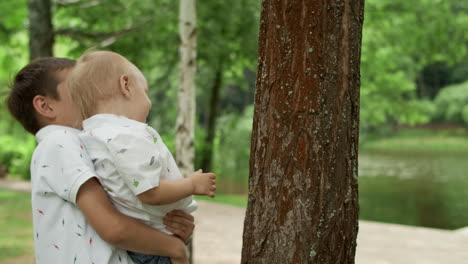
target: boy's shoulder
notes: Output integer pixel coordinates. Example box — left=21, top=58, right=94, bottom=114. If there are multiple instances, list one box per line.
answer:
left=36, top=125, right=81, bottom=145
left=32, top=125, right=87, bottom=168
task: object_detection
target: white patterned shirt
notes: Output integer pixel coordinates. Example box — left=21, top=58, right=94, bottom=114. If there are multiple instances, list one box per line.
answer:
left=80, top=114, right=197, bottom=234
left=31, top=125, right=133, bottom=264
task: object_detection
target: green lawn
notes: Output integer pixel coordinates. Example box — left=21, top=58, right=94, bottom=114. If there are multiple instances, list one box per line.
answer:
left=0, top=190, right=33, bottom=262
left=195, top=193, right=247, bottom=208
left=360, top=128, right=468, bottom=152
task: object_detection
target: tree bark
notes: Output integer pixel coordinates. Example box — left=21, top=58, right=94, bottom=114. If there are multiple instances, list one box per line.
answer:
left=176, top=0, right=197, bottom=263
left=241, top=0, right=364, bottom=263
left=28, top=0, right=54, bottom=60
left=200, top=66, right=223, bottom=172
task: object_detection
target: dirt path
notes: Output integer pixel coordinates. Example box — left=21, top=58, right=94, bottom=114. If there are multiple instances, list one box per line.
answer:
left=0, top=179, right=31, bottom=193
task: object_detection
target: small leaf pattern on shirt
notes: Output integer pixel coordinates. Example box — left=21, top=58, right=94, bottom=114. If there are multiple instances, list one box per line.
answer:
left=34, top=129, right=129, bottom=263
left=150, top=156, right=155, bottom=166
left=117, top=148, right=127, bottom=154
left=133, top=180, right=139, bottom=188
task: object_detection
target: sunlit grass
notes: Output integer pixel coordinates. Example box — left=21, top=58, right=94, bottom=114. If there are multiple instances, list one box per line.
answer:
left=195, top=193, right=247, bottom=208
left=361, top=128, right=468, bottom=152
left=0, top=190, right=33, bottom=262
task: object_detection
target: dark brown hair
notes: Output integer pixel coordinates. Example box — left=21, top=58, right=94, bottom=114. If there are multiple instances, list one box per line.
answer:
left=7, top=57, right=76, bottom=134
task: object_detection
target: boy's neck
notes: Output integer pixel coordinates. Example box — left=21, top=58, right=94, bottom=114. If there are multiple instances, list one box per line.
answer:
left=37, top=116, right=82, bottom=130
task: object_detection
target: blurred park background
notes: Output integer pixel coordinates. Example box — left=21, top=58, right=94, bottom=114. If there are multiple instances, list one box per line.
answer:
left=1, top=0, right=468, bottom=262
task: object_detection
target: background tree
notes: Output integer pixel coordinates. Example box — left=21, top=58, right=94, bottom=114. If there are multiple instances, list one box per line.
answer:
left=176, top=0, right=197, bottom=179
left=196, top=0, right=260, bottom=172
left=241, top=0, right=364, bottom=263
left=28, top=0, right=53, bottom=59
left=176, top=0, right=197, bottom=262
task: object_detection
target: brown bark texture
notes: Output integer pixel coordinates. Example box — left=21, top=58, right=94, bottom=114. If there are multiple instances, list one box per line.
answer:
left=28, top=0, right=54, bottom=60
left=241, top=0, right=364, bottom=263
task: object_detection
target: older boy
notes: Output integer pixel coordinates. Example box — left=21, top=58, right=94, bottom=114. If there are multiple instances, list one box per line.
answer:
left=7, top=57, right=193, bottom=264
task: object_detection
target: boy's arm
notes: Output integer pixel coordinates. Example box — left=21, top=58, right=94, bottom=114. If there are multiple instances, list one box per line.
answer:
left=76, top=178, right=189, bottom=259
left=137, top=170, right=216, bottom=205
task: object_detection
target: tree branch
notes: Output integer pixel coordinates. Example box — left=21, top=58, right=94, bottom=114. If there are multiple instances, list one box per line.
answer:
left=55, top=18, right=153, bottom=46
left=55, top=0, right=103, bottom=8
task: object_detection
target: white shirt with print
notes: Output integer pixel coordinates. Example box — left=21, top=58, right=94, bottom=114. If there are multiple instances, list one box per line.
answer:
left=80, top=114, right=197, bottom=234
left=31, top=125, right=134, bottom=264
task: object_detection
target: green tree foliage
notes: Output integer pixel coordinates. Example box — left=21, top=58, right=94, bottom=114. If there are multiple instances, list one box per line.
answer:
left=0, top=0, right=32, bottom=177
left=211, top=106, right=253, bottom=193
left=0, top=135, right=35, bottom=179
left=197, top=0, right=259, bottom=98
left=433, top=81, right=468, bottom=126
left=360, top=0, right=468, bottom=129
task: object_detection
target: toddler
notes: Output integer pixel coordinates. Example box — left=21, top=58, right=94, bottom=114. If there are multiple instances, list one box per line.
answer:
left=67, top=50, right=216, bottom=264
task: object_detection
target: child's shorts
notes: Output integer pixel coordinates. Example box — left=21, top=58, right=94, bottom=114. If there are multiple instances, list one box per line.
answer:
left=127, top=251, right=171, bottom=264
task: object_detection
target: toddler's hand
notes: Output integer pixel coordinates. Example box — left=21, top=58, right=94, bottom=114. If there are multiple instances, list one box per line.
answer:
left=190, top=169, right=216, bottom=197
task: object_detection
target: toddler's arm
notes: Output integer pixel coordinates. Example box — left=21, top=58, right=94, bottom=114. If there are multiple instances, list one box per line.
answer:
left=77, top=177, right=189, bottom=260
left=138, top=169, right=216, bottom=205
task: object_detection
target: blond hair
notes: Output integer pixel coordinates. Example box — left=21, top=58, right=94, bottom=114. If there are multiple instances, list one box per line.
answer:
left=67, top=50, right=137, bottom=119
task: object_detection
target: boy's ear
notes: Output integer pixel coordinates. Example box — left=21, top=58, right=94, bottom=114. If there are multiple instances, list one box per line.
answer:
left=32, top=95, right=57, bottom=119
left=119, top=75, right=131, bottom=98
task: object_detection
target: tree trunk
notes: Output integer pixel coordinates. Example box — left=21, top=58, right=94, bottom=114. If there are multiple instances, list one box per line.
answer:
left=200, top=66, right=223, bottom=172
left=241, top=0, right=364, bottom=263
left=176, top=0, right=197, bottom=263
left=28, top=0, right=54, bottom=60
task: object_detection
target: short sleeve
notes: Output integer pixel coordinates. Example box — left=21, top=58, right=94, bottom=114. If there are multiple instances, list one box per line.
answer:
left=106, top=129, right=162, bottom=195
left=38, top=131, right=96, bottom=204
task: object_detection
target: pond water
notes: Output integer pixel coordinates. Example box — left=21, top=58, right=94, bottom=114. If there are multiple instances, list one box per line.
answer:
left=359, top=150, right=468, bottom=230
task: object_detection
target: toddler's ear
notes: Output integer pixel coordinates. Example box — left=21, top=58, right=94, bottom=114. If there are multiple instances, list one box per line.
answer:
left=119, top=75, right=131, bottom=98
left=32, top=95, right=57, bottom=119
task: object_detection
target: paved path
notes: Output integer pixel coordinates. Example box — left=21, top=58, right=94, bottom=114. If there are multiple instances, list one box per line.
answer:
left=193, top=201, right=468, bottom=264
left=0, top=178, right=31, bottom=193
left=2, top=179, right=468, bottom=263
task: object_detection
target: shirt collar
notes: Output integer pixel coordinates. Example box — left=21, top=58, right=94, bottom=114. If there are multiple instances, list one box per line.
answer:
left=82, top=114, right=147, bottom=131
left=35, top=125, right=81, bottom=143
